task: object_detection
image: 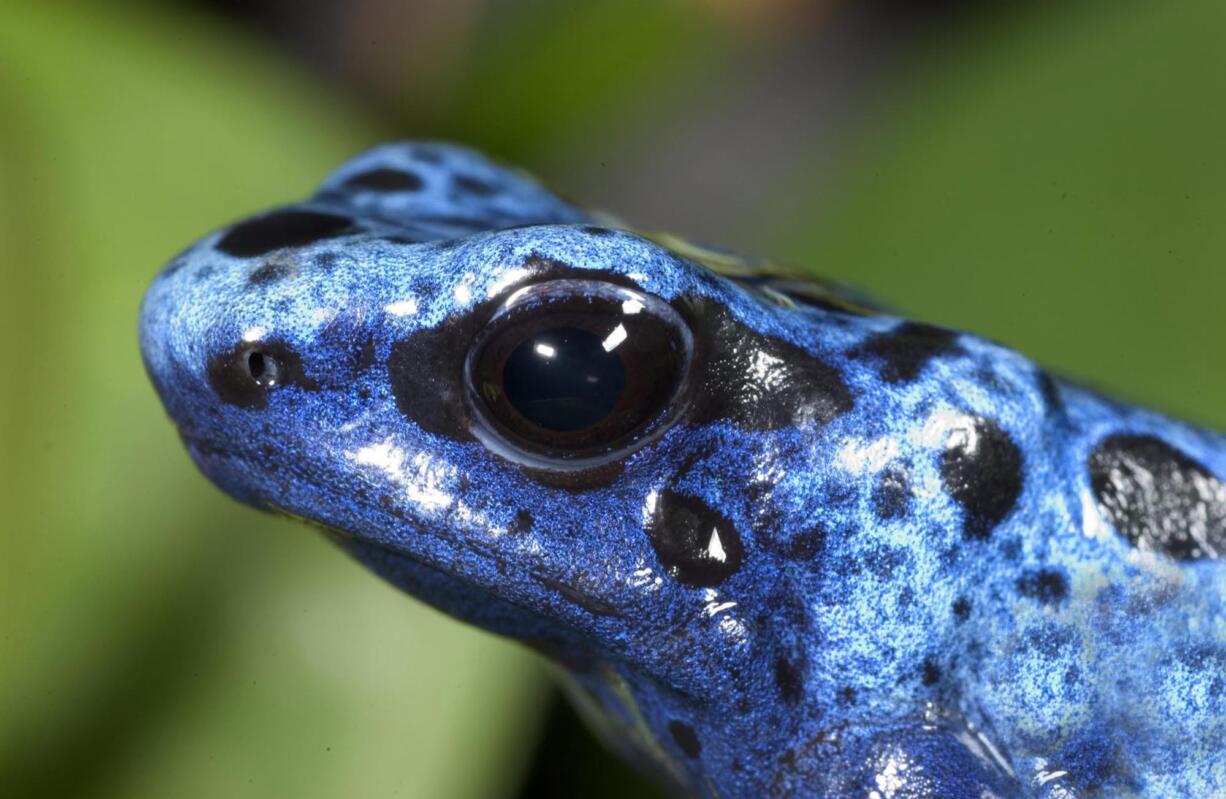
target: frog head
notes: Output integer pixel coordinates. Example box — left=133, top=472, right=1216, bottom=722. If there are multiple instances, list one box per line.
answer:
left=141, top=142, right=1044, bottom=793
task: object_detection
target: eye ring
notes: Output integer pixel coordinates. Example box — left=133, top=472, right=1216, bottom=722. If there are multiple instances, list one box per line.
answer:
left=465, top=279, right=692, bottom=468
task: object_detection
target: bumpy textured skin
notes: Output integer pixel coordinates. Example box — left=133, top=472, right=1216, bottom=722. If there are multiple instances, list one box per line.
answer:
left=140, top=141, right=1226, bottom=798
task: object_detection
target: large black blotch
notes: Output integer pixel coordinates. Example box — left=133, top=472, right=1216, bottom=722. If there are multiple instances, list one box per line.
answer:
left=207, top=340, right=318, bottom=409
left=685, top=301, right=853, bottom=430
left=1089, top=434, right=1225, bottom=560
left=216, top=210, right=356, bottom=258
left=939, top=416, right=1023, bottom=540
left=342, top=167, right=424, bottom=192
left=645, top=490, right=744, bottom=587
left=855, top=321, right=961, bottom=383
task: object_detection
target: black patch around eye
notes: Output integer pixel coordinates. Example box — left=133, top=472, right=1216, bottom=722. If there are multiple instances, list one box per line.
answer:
left=939, top=416, right=1023, bottom=540
left=216, top=210, right=356, bottom=258
left=668, top=720, right=702, bottom=759
left=872, top=465, right=911, bottom=520
left=342, top=167, right=424, bottom=192
left=207, top=340, right=317, bottom=409
left=452, top=173, right=498, bottom=196
left=389, top=324, right=475, bottom=442
left=1089, top=434, right=1226, bottom=561
left=645, top=490, right=744, bottom=588
left=855, top=321, right=961, bottom=383
left=686, top=302, right=853, bottom=430
left=1016, top=568, right=1069, bottom=605
left=774, top=656, right=805, bottom=704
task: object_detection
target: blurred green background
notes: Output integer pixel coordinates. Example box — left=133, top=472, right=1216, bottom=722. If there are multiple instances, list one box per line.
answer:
left=1, top=1, right=1223, bottom=797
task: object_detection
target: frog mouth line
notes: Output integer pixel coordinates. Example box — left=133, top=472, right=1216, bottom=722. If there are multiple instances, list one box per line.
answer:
left=183, top=434, right=629, bottom=624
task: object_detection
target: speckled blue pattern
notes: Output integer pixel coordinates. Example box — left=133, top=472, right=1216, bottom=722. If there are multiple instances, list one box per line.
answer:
left=141, top=141, right=1226, bottom=798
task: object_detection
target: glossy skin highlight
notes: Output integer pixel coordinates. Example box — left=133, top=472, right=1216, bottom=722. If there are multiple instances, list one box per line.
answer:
left=141, top=141, right=1226, bottom=798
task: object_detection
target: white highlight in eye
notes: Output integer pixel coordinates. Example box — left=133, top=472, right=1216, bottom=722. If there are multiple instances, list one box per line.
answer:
left=707, top=527, right=727, bottom=562
left=621, top=298, right=644, bottom=315
left=385, top=298, right=419, bottom=317
left=241, top=325, right=267, bottom=343
left=601, top=323, right=628, bottom=352
left=534, top=343, right=557, bottom=359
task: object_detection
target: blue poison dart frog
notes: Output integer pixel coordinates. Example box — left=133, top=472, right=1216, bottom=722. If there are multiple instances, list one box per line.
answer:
left=140, top=142, right=1226, bottom=798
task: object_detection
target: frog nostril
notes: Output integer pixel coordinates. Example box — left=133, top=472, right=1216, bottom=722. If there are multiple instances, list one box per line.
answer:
left=246, top=350, right=277, bottom=386
left=209, top=340, right=317, bottom=409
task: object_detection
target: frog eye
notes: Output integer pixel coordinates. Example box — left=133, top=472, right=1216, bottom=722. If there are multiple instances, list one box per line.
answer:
left=466, top=280, right=692, bottom=463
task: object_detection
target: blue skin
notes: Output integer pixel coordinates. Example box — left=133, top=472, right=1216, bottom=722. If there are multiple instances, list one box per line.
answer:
left=141, top=142, right=1226, bottom=798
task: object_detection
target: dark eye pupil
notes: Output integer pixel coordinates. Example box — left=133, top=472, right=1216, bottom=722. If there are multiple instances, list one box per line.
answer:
left=245, top=350, right=278, bottom=387
left=502, top=327, right=626, bottom=432
left=247, top=351, right=267, bottom=379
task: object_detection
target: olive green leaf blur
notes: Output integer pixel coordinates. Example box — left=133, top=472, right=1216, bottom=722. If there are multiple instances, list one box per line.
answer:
left=1, top=1, right=1222, bottom=798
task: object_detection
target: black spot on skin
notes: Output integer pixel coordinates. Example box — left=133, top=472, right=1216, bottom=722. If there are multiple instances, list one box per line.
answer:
left=837, top=686, right=857, bottom=706
left=452, top=173, right=498, bottom=196
left=952, top=596, right=972, bottom=621
left=1089, top=434, right=1226, bottom=560
left=783, top=527, right=826, bottom=561
left=1037, top=370, right=1064, bottom=413
left=855, top=321, right=961, bottom=383
left=921, top=657, right=942, bottom=686
left=774, top=656, right=805, bottom=704
left=668, top=720, right=702, bottom=759
left=645, top=490, right=744, bottom=588
left=509, top=509, right=534, bottom=534
left=342, top=168, right=424, bottom=192
left=939, top=416, right=1023, bottom=540
left=248, top=258, right=295, bottom=285
left=216, top=210, right=356, bottom=258
left=1016, top=568, right=1070, bottom=605
left=683, top=300, right=854, bottom=430
left=872, top=465, right=911, bottom=520
left=582, top=225, right=614, bottom=236
left=207, top=340, right=318, bottom=409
